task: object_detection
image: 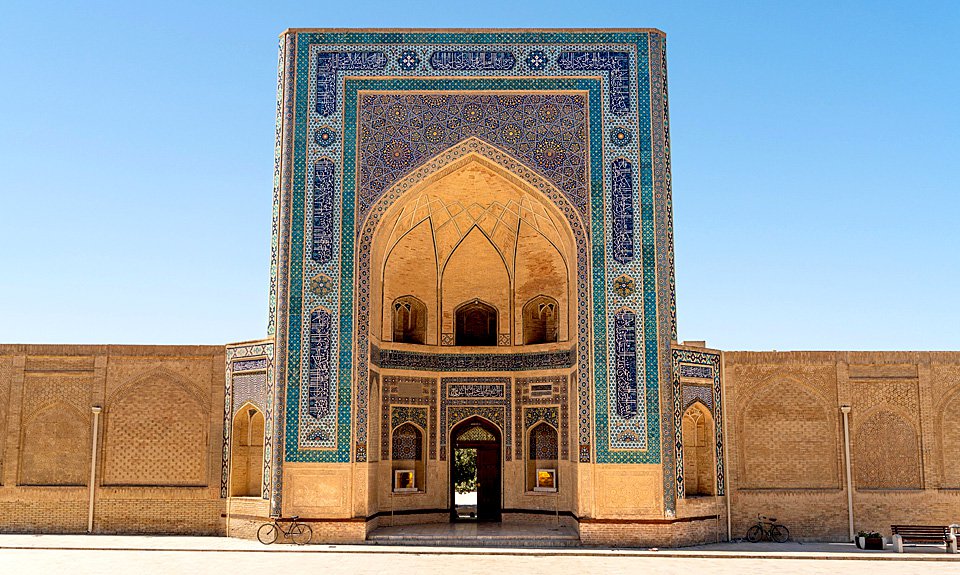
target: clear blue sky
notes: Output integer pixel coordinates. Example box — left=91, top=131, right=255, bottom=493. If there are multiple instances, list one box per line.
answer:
left=1, top=1, right=957, bottom=350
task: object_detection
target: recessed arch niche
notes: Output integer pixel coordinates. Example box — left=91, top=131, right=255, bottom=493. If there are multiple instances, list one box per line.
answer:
left=369, top=151, right=577, bottom=348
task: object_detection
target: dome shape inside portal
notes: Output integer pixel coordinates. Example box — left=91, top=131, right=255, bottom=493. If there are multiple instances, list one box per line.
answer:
left=371, top=155, right=577, bottom=348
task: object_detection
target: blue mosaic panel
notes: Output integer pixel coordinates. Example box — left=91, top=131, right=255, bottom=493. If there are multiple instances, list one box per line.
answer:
left=391, top=422, right=423, bottom=460
left=391, top=406, right=428, bottom=431
left=311, top=159, right=335, bottom=263
left=430, top=51, right=516, bottom=70
left=307, top=309, right=333, bottom=419
left=557, top=51, right=630, bottom=115
left=530, top=422, right=559, bottom=460
left=611, top=158, right=635, bottom=264
left=525, top=407, right=560, bottom=430
left=356, top=93, right=589, bottom=219
left=315, top=51, right=387, bottom=115
left=371, top=344, right=575, bottom=372
left=682, top=384, right=714, bottom=412
left=613, top=309, right=639, bottom=418
left=679, top=364, right=713, bottom=379
left=233, top=358, right=267, bottom=372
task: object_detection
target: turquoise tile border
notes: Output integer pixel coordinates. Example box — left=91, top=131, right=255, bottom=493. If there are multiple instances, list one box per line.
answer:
left=277, top=31, right=671, bottom=466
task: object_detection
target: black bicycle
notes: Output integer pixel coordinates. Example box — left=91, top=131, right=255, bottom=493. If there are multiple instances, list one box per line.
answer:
left=257, top=515, right=312, bottom=545
left=746, top=514, right=789, bottom=543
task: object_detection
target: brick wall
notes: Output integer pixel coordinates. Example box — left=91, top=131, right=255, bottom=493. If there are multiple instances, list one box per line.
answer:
left=0, top=344, right=226, bottom=535
left=724, top=351, right=960, bottom=541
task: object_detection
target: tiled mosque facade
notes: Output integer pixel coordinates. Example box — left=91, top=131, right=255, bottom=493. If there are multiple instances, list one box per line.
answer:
left=0, top=30, right=956, bottom=546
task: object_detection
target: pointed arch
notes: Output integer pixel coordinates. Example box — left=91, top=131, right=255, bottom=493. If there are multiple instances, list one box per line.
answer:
left=522, top=295, right=560, bottom=344
left=391, top=295, right=428, bottom=344
left=454, top=299, right=498, bottom=346
left=451, top=414, right=503, bottom=441
left=443, top=228, right=510, bottom=344
left=230, top=402, right=265, bottom=497
left=365, top=143, right=582, bottom=348
left=355, top=137, right=592, bottom=462
left=681, top=402, right=715, bottom=497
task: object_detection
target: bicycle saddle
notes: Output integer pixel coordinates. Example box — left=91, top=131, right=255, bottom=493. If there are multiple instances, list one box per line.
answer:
left=767, top=517, right=777, bottom=522
left=290, top=515, right=299, bottom=520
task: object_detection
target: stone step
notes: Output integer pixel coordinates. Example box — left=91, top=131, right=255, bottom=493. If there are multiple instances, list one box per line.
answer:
left=366, top=535, right=581, bottom=548
left=366, top=524, right=582, bottom=548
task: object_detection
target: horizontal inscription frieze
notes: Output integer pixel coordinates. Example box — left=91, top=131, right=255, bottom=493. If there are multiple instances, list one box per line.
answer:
left=370, top=344, right=576, bottom=372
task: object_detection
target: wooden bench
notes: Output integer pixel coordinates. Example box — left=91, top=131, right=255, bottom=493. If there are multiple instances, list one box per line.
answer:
left=890, top=524, right=958, bottom=553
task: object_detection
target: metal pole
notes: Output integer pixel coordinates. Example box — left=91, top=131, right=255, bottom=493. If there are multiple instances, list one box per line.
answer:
left=87, top=406, right=102, bottom=533
left=720, top=356, right=732, bottom=541
left=840, top=405, right=855, bottom=541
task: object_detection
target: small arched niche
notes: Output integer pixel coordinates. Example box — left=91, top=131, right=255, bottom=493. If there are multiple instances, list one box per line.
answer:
left=527, top=421, right=559, bottom=492
left=392, top=422, right=425, bottom=492
left=682, top=402, right=716, bottom=497
left=522, top=295, right=559, bottom=345
left=230, top=404, right=265, bottom=497
left=455, top=300, right=498, bottom=346
left=392, top=295, right=427, bottom=344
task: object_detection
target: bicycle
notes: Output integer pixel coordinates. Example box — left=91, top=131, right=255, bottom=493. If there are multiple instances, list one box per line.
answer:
left=257, top=515, right=313, bottom=545
left=746, top=514, right=789, bottom=543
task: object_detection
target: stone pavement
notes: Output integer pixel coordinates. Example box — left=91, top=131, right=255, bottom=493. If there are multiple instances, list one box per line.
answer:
left=0, top=533, right=957, bottom=574
left=0, top=542, right=957, bottom=575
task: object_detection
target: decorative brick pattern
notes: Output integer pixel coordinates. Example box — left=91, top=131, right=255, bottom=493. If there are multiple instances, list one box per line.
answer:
left=104, top=372, right=208, bottom=486
left=854, top=409, right=921, bottom=489
left=19, top=403, right=89, bottom=485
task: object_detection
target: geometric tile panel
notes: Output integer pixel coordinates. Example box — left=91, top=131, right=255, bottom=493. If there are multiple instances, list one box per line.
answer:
left=672, top=349, right=724, bottom=500
left=222, top=341, right=275, bottom=504
left=515, top=375, right=569, bottom=461
left=440, top=377, right=512, bottom=462
left=381, top=376, right=437, bottom=461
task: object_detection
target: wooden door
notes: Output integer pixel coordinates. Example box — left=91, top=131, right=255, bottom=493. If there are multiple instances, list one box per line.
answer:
left=476, top=445, right=501, bottom=521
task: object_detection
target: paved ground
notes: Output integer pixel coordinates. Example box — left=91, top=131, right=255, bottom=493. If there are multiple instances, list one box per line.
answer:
left=0, top=535, right=955, bottom=574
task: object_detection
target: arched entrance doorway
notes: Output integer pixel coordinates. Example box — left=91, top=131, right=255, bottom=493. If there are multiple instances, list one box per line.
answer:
left=450, top=417, right=501, bottom=522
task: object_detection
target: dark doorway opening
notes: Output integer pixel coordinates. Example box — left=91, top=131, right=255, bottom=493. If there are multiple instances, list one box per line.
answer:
left=450, top=417, right=501, bottom=522
left=455, top=300, right=497, bottom=346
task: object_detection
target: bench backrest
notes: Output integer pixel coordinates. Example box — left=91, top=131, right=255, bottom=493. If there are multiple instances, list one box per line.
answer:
left=891, top=525, right=950, bottom=537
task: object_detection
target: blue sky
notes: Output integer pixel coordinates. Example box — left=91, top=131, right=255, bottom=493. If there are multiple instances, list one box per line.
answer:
left=1, top=1, right=957, bottom=350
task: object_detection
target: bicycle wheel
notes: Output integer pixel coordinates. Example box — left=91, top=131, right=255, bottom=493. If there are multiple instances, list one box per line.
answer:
left=771, top=524, right=789, bottom=543
left=257, top=523, right=279, bottom=545
left=289, top=523, right=312, bottom=545
left=746, top=525, right=763, bottom=542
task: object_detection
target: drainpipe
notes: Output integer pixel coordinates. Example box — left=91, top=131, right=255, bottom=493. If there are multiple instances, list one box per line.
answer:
left=840, top=405, right=854, bottom=541
left=87, top=406, right=102, bottom=533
